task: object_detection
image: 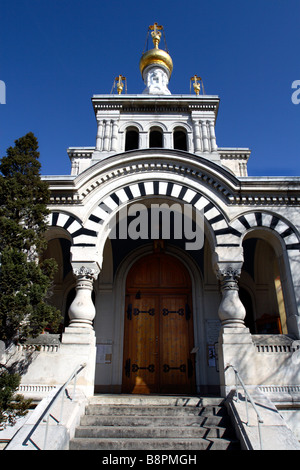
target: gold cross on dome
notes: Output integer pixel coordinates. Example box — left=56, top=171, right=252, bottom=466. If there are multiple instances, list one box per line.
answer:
left=149, top=22, right=163, bottom=48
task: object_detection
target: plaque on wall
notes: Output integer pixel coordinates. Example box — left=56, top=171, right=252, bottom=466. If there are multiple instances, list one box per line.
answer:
left=206, top=320, right=220, bottom=368
left=96, top=343, right=112, bottom=364
left=205, top=319, right=221, bottom=344
left=207, top=344, right=216, bottom=367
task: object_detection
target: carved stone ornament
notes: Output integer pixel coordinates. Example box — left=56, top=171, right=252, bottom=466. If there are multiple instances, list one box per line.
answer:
left=216, top=266, right=241, bottom=287
left=215, top=264, right=246, bottom=328
left=143, top=66, right=171, bottom=95
left=73, top=265, right=97, bottom=279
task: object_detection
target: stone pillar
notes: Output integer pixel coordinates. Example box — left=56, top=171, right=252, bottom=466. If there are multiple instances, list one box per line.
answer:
left=208, top=120, right=217, bottom=152
left=201, top=120, right=209, bottom=152
left=216, top=265, right=246, bottom=328
left=193, top=120, right=201, bottom=152
left=103, top=120, right=111, bottom=151
left=96, top=119, right=104, bottom=151
left=285, top=251, right=300, bottom=338
left=110, top=120, right=119, bottom=152
left=68, top=266, right=98, bottom=329
left=61, top=262, right=100, bottom=397
left=164, top=131, right=172, bottom=149
left=213, top=253, right=255, bottom=397
left=139, top=131, right=147, bottom=149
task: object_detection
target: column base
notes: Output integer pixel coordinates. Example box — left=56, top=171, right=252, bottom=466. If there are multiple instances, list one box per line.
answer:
left=218, top=327, right=255, bottom=397
left=61, top=326, right=95, bottom=344
left=221, top=319, right=246, bottom=328
left=60, top=327, right=96, bottom=397
left=68, top=320, right=93, bottom=329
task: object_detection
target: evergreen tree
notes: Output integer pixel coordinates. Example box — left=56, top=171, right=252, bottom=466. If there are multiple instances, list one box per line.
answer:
left=0, top=366, right=32, bottom=430
left=0, top=132, right=62, bottom=346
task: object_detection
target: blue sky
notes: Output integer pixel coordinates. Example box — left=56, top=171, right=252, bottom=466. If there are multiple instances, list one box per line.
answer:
left=0, top=0, right=299, bottom=177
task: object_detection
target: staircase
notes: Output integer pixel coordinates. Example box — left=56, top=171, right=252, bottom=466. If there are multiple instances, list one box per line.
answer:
left=69, top=395, right=241, bottom=450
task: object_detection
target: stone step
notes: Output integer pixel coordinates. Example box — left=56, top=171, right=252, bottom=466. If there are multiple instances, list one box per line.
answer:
left=80, top=413, right=231, bottom=428
left=74, top=424, right=233, bottom=439
left=75, top=425, right=208, bottom=439
left=85, top=404, right=227, bottom=417
left=88, top=395, right=223, bottom=407
left=69, top=395, right=240, bottom=451
left=69, top=437, right=240, bottom=451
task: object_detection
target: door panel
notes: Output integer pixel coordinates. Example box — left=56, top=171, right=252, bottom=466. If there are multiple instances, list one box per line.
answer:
left=122, top=253, right=196, bottom=394
left=123, top=295, right=159, bottom=394
left=160, top=295, right=194, bottom=393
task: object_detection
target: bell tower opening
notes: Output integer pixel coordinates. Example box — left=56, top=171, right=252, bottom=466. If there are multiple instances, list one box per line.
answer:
left=173, top=128, right=187, bottom=151
left=125, top=127, right=139, bottom=151
left=149, top=128, right=163, bottom=147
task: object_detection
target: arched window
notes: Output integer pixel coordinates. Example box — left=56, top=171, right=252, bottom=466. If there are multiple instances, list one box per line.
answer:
left=173, top=128, right=187, bottom=151
left=149, top=128, right=163, bottom=148
left=125, top=128, right=139, bottom=151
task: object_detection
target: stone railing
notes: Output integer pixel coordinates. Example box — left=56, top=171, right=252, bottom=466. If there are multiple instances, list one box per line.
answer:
left=17, top=384, right=57, bottom=398
left=252, top=334, right=298, bottom=354
left=16, top=334, right=61, bottom=353
left=251, top=334, right=300, bottom=404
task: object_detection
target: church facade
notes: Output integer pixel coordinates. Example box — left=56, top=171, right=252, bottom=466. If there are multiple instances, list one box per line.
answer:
left=16, top=24, right=300, bottom=403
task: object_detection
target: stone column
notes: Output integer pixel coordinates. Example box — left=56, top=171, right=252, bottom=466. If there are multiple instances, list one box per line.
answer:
left=193, top=120, right=201, bottom=152
left=164, top=131, right=172, bottom=149
left=96, top=119, right=104, bottom=151
left=139, top=131, right=147, bottom=149
left=68, top=266, right=98, bottom=329
left=213, top=253, right=255, bottom=396
left=110, top=120, right=119, bottom=152
left=216, top=265, right=246, bottom=328
left=201, top=120, right=209, bottom=152
left=208, top=120, right=217, bottom=152
left=103, top=120, right=111, bottom=151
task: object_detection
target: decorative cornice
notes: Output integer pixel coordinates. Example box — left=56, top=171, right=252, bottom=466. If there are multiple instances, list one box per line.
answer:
left=67, top=148, right=95, bottom=159
left=91, top=94, right=220, bottom=117
left=44, top=150, right=300, bottom=207
left=219, top=148, right=251, bottom=161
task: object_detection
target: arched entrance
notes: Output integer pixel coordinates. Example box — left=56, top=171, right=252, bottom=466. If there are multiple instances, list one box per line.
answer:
left=122, top=251, right=196, bottom=394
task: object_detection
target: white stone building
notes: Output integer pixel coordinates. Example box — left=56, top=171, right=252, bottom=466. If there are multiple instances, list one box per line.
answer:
left=7, top=24, right=300, bottom=436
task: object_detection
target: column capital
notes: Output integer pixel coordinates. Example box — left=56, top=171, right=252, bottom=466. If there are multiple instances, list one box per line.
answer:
left=215, top=264, right=242, bottom=285
left=73, top=264, right=99, bottom=280
left=212, top=247, right=244, bottom=275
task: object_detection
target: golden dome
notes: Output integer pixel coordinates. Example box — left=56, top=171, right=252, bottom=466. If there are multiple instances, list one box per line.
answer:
left=139, top=23, right=173, bottom=78
left=139, top=48, right=173, bottom=78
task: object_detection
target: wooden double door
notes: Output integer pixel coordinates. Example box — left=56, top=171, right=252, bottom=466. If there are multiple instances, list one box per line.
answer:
left=122, top=252, right=196, bottom=394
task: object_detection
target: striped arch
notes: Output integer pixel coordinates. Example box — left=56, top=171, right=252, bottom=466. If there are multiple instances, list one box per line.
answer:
left=48, top=212, right=97, bottom=247
left=83, top=180, right=239, bottom=249
left=230, top=211, right=300, bottom=251
left=48, top=195, right=300, bottom=253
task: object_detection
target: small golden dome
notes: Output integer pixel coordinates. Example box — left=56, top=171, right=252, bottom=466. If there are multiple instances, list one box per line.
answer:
left=139, top=23, right=173, bottom=78
left=139, top=48, right=173, bottom=78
